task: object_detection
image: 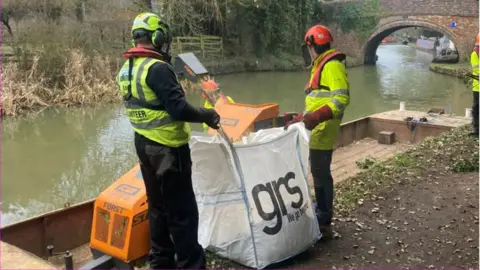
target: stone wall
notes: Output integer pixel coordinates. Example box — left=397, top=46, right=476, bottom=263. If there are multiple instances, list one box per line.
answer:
left=380, top=0, right=478, bottom=17
left=363, top=15, right=479, bottom=64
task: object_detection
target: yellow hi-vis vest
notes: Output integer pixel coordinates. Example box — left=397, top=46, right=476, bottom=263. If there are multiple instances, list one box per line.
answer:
left=304, top=49, right=350, bottom=150
left=202, top=96, right=235, bottom=132
left=471, top=51, right=479, bottom=92
left=117, top=57, right=191, bottom=147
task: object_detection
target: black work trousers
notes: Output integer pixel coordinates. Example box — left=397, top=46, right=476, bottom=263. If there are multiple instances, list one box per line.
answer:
left=472, top=91, right=479, bottom=134
left=310, top=149, right=334, bottom=227
left=134, top=133, right=206, bottom=269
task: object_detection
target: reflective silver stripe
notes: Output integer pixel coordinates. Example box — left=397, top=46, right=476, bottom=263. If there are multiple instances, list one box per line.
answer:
left=472, top=65, right=479, bottom=68
left=308, top=89, right=349, bottom=98
left=125, top=99, right=149, bottom=109
left=130, top=116, right=173, bottom=129
left=308, top=91, right=332, bottom=98
left=135, top=58, right=155, bottom=101
left=331, top=98, right=345, bottom=111
left=332, top=89, right=349, bottom=96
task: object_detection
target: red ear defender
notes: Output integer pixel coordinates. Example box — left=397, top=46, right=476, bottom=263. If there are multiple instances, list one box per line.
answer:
left=306, top=35, right=314, bottom=46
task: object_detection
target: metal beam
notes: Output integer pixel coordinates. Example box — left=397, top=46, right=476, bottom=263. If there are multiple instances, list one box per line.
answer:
left=79, top=255, right=115, bottom=270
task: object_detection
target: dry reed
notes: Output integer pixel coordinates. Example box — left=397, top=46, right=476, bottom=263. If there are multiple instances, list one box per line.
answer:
left=179, top=79, right=203, bottom=95
left=2, top=50, right=121, bottom=117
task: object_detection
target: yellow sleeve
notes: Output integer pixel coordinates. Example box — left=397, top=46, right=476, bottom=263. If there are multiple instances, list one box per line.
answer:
left=204, top=100, right=213, bottom=109
left=471, top=52, right=479, bottom=72
left=471, top=52, right=479, bottom=91
left=322, top=60, right=350, bottom=116
left=227, top=96, right=235, bottom=104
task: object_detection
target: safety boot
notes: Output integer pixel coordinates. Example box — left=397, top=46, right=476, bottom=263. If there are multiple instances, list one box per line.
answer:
left=470, top=124, right=479, bottom=139
left=319, top=225, right=333, bottom=241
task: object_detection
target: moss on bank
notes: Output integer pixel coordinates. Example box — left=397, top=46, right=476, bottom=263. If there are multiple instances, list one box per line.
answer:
left=429, top=63, right=474, bottom=87
left=200, top=124, right=478, bottom=268
left=429, top=63, right=471, bottom=78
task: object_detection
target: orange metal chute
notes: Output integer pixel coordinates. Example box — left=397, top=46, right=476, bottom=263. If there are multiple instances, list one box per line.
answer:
left=207, top=98, right=280, bottom=142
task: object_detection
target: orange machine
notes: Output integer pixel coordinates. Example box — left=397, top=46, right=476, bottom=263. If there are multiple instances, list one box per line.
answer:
left=89, top=165, right=149, bottom=267
left=207, top=98, right=280, bottom=142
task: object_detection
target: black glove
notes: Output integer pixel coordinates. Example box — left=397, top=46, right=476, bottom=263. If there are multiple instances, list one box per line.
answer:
left=199, top=108, right=220, bottom=129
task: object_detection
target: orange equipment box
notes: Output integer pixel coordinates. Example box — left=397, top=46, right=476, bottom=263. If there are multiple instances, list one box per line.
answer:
left=89, top=165, right=149, bottom=263
left=207, top=98, right=280, bottom=142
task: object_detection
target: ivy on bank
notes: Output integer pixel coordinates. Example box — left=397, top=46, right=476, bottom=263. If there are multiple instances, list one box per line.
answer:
left=156, top=0, right=316, bottom=57
left=314, top=0, right=381, bottom=42
left=146, top=0, right=382, bottom=58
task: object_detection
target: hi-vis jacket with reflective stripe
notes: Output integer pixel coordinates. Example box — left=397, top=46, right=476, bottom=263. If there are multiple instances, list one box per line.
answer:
left=471, top=51, right=479, bottom=92
left=305, top=49, right=350, bottom=150
left=117, top=57, right=191, bottom=147
left=202, top=96, right=234, bottom=132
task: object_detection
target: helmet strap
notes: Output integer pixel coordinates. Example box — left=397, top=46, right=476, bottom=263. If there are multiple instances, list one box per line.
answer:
left=313, top=43, right=330, bottom=55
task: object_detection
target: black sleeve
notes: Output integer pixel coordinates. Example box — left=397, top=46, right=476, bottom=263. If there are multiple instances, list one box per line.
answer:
left=145, top=62, right=206, bottom=123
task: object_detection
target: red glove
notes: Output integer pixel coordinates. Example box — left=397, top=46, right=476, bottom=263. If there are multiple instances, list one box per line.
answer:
left=284, top=113, right=304, bottom=130
left=303, top=106, right=333, bottom=130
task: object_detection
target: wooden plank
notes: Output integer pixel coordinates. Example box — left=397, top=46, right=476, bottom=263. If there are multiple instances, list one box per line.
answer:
left=176, top=37, right=201, bottom=41
left=1, top=241, right=59, bottom=269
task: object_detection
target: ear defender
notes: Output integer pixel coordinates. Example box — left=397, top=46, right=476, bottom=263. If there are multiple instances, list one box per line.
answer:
left=151, top=22, right=171, bottom=48
left=306, top=35, right=314, bottom=46
left=151, top=30, right=165, bottom=48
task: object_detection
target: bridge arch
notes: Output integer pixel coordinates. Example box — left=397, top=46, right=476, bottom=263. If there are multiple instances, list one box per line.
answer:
left=363, top=19, right=462, bottom=65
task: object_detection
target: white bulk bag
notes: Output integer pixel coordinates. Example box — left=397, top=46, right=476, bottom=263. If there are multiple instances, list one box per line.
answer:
left=190, top=124, right=320, bottom=269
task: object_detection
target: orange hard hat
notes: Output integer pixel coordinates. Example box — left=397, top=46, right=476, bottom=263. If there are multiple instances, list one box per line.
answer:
left=201, top=79, right=219, bottom=92
left=304, top=25, right=333, bottom=46
left=201, top=79, right=219, bottom=99
left=476, top=33, right=480, bottom=46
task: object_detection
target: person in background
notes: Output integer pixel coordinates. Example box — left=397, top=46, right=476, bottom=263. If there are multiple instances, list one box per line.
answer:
left=116, top=12, right=220, bottom=269
left=284, top=24, right=350, bottom=239
left=470, top=33, right=479, bottom=138
left=201, top=79, right=235, bottom=133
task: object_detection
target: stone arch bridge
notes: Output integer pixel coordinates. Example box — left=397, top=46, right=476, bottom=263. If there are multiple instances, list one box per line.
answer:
left=322, top=0, right=479, bottom=66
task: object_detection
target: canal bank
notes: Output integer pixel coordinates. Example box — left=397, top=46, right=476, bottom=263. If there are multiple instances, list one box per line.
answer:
left=429, top=63, right=473, bottom=79
left=1, top=44, right=473, bottom=227
left=3, top=119, right=476, bottom=269
left=205, top=124, right=479, bottom=269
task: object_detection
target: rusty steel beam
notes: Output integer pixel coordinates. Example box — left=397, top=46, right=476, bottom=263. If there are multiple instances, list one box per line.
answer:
left=1, top=200, right=95, bottom=258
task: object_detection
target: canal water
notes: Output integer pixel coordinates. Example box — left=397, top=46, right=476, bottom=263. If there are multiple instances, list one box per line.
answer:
left=1, top=45, right=472, bottom=226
